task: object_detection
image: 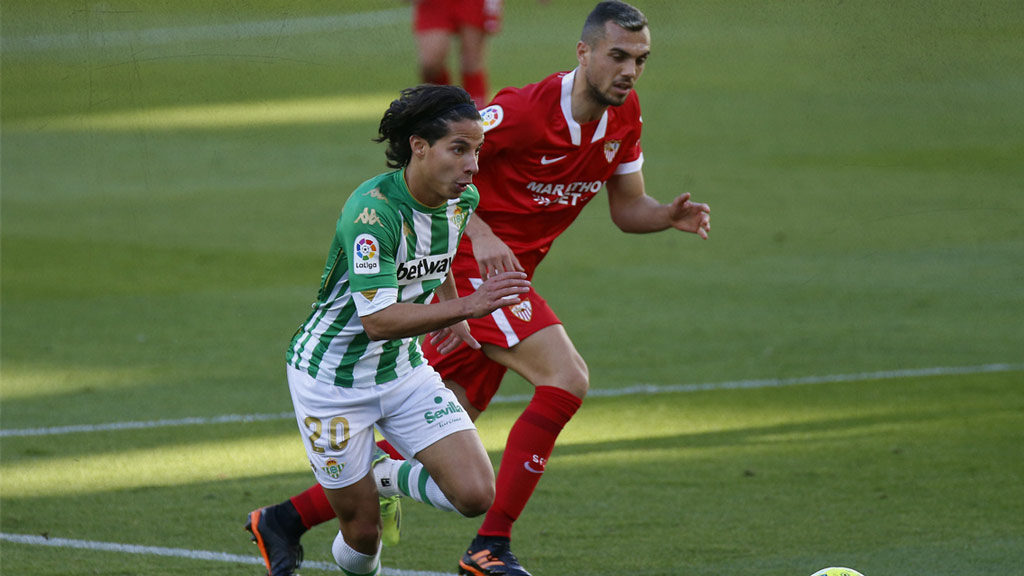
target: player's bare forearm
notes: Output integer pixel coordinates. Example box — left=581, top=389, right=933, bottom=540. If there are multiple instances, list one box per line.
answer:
left=361, top=271, right=529, bottom=341
left=607, top=171, right=668, bottom=232
left=361, top=299, right=477, bottom=341
left=434, top=269, right=460, bottom=302
left=466, top=214, right=524, bottom=276
left=607, top=172, right=710, bottom=237
left=465, top=212, right=494, bottom=241
left=611, top=193, right=676, bottom=233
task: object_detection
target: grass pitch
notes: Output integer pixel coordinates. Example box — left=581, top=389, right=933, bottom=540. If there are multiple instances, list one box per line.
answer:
left=2, top=1, right=1023, bottom=575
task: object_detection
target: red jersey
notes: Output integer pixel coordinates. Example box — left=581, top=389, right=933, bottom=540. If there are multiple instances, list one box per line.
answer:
left=466, top=69, right=644, bottom=275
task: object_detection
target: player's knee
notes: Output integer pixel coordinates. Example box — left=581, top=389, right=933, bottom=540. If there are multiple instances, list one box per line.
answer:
left=335, top=523, right=380, bottom=558
left=447, top=469, right=495, bottom=517
left=452, top=481, right=494, bottom=517
left=538, top=366, right=589, bottom=400
left=559, top=357, right=590, bottom=400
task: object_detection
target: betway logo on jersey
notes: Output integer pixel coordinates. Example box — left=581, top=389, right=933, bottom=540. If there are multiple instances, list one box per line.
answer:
left=527, top=180, right=604, bottom=207
left=396, top=253, right=452, bottom=284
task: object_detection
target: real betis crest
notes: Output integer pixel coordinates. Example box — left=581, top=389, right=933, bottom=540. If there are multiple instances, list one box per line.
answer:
left=604, top=140, right=620, bottom=163
left=321, top=458, right=345, bottom=479
left=450, top=205, right=468, bottom=230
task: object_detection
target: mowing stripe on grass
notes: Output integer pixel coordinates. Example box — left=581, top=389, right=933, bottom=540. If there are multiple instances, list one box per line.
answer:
left=2, top=363, right=1020, bottom=438
left=1, top=8, right=409, bottom=54
left=0, top=532, right=451, bottom=575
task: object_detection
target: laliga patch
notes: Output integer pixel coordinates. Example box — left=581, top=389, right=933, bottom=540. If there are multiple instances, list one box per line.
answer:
left=352, top=233, right=380, bottom=275
left=480, top=105, right=504, bottom=132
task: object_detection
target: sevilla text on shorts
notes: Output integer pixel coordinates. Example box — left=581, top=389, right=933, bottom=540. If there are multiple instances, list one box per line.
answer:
left=424, top=400, right=466, bottom=424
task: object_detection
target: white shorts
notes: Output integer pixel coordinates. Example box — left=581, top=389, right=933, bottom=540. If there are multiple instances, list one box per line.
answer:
left=286, top=363, right=476, bottom=489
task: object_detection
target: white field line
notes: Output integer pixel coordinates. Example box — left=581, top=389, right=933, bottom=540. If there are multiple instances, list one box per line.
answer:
left=2, top=363, right=1021, bottom=439
left=0, top=532, right=450, bottom=576
left=1, top=8, right=409, bottom=53
left=0, top=411, right=295, bottom=438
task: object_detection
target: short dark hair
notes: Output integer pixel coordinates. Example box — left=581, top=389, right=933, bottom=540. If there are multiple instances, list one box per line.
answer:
left=581, top=1, right=648, bottom=46
left=374, top=84, right=481, bottom=169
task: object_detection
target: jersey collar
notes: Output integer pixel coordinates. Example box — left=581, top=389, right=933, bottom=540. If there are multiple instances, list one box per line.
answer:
left=560, top=68, right=609, bottom=146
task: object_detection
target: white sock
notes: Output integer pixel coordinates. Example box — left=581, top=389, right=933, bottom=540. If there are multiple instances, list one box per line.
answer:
left=332, top=531, right=380, bottom=576
left=374, top=457, right=459, bottom=513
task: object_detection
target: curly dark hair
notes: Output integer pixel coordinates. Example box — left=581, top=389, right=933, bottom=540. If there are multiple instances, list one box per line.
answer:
left=374, top=84, right=482, bottom=169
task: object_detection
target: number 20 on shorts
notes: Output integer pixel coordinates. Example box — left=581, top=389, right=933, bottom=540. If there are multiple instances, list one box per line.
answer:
left=303, top=416, right=350, bottom=454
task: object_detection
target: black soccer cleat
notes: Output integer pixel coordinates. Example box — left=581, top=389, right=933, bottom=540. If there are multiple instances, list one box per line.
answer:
left=458, top=535, right=532, bottom=576
left=245, top=507, right=303, bottom=576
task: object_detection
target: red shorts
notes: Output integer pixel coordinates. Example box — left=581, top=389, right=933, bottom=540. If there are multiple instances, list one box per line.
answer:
left=413, top=0, right=503, bottom=35
left=422, top=259, right=560, bottom=412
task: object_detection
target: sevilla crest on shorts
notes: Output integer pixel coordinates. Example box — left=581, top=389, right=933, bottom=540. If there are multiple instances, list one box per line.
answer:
left=509, top=299, right=533, bottom=322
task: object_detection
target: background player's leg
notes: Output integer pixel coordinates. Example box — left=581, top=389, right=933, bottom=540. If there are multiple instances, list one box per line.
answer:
left=416, top=29, right=452, bottom=86
left=458, top=26, right=489, bottom=107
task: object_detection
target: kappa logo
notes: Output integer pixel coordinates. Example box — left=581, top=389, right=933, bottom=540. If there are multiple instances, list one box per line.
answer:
left=363, top=187, right=387, bottom=202
left=354, top=207, right=380, bottom=226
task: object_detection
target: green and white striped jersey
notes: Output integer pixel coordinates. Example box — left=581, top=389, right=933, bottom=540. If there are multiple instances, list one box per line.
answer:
left=287, top=169, right=478, bottom=387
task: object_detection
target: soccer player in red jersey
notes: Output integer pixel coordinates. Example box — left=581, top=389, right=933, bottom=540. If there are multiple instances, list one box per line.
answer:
left=246, top=3, right=710, bottom=575
left=411, top=0, right=505, bottom=108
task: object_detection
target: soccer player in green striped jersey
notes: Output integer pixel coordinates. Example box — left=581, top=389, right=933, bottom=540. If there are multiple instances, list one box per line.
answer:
left=270, top=84, right=530, bottom=576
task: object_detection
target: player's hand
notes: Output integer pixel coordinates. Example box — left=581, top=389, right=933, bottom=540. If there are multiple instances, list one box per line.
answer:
left=429, top=321, right=479, bottom=354
left=472, top=234, right=525, bottom=279
left=667, top=193, right=711, bottom=239
left=464, top=270, right=530, bottom=318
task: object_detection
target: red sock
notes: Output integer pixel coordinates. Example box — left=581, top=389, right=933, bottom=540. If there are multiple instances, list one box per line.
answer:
left=289, top=439, right=405, bottom=529
left=377, top=438, right=404, bottom=460
left=289, top=484, right=335, bottom=529
left=461, top=70, right=488, bottom=108
left=478, top=386, right=582, bottom=538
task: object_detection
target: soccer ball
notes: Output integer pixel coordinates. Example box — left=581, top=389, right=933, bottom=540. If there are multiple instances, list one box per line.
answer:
left=811, top=568, right=865, bottom=576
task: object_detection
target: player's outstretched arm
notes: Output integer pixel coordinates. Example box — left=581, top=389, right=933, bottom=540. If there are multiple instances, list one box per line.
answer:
left=607, top=171, right=710, bottom=238
left=666, top=192, right=711, bottom=239
left=361, top=270, right=529, bottom=342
